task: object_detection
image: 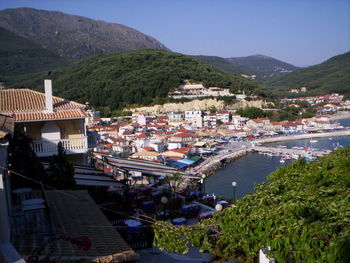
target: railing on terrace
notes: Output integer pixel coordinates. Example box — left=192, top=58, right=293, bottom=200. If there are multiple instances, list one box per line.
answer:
left=10, top=188, right=51, bottom=236
left=32, top=137, right=88, bottom=154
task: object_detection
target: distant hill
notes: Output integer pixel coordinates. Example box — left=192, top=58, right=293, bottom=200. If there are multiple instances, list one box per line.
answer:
left=0, top=27, right=71, bottom=76
left=226, top=54, right=299, bottom=78
left=195, top=54, right=299, bottom=82
left=268, top=51, right=350, bottom=97
left=5, top=49, right=263, bottom=111
left=194, top=55, right=261, bottom=77
left=0, top=8, right=168, bottom=59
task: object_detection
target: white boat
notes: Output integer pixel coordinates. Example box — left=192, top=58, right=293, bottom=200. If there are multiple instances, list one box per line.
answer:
left=310, top=139, right=318, bottom=143
left=279, top=158, right=285, bottom=163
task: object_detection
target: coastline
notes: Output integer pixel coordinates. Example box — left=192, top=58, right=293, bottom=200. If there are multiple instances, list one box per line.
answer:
left=195, top=129, right=350, bottom=177
left=254, top=129, right=350, bottom=144
left=329, top=112, right=350, bottom=120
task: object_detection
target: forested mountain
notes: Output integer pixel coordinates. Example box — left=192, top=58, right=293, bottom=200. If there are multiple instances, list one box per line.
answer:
left=268, top=51, right=350, bottom=97
left=0, top=8, right=167, bottom=59
left=5, top=49, right=263, bottom=111
left=195, top=54, right=299, bottom=82
left=0, top=27, right=70, bottom=76
left=226, top=54, right=299, bottom=78
left=194, top=55, right=261, bottom=77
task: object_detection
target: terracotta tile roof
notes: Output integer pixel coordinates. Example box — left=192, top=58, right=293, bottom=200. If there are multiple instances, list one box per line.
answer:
left=142, top=146, right=155, bottom=151
left=13, top=109, right=87, bottom=122
left=0, top=88, right=87, bottom=122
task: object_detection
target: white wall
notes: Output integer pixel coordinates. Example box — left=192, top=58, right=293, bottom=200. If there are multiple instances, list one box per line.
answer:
left=41, top=121, right=61, bottom=141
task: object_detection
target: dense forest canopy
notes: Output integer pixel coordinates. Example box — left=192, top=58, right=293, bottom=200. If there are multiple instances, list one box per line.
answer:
left=267, top=51, right=350, bottom=98
left=154, top=147, right=350, bottom=262
left=4, top=49, right=263, bottom=111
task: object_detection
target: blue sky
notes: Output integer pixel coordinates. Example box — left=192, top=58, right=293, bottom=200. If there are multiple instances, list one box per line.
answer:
left=1, top=0, right=349, bottom=66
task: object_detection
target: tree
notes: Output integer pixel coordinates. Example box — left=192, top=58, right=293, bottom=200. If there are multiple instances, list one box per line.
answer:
left=153, top=147, right=350, bottom=262
left=236, top=107, right=266, bottom=119
left=209, top=105, right=217, bottom=114
left=47, top=142, right=75, bottom=189
left=164, top=171, right=184, bottom=194
left=8, top=132, right=48, bottom=189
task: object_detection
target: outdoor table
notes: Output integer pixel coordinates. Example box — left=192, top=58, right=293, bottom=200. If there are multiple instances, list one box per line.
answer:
left=171, top=217, right=188, bottom=225
left=181, top=204, right=201, bottom=217
left=124, top=219, right=142, bottom=234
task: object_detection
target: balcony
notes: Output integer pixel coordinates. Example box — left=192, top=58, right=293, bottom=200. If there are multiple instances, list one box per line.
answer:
left=32, top=137, right=88, bottom=157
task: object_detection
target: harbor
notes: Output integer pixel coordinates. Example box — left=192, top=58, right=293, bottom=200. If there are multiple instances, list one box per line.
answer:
left=203, top=135, right=350, bottom=200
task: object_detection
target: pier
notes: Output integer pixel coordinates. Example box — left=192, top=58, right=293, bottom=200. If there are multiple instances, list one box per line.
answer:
left=253, top=146, right=331, bottom=158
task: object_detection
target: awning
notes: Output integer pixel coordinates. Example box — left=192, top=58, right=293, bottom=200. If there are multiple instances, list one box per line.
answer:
left=177, top=159, right=196, bottom=165
left=193, top=141, right=207, bottom=147
left=169, top=161, right=188, bottom=168
left=74, top=175, right=124, bottom=187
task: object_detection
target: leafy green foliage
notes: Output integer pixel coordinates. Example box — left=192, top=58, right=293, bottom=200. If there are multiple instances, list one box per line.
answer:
left=236, top=107, right=266, bottom=119
left=154, top=147, right=350, bottom=262
left=4, top=49, right=262, bottom=111
left=268, top=51, right=350, bottom=98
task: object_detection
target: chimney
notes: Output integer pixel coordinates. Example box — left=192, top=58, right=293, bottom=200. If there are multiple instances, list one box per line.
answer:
left=44, top=79, right=53, bottom=113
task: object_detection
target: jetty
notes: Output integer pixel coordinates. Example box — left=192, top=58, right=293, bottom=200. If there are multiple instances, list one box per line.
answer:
left=253, top=146, right=331, bottom=158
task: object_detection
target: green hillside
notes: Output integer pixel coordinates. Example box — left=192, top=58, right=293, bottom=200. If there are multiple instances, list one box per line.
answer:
left=5, top=49, right=263, bottom=111
left=268, top=51, right=350, bottom=97
left=194, top=55, right=259, bottom=76
left=227, top=54, right=299, bottom=77
left=195, top=54, right=299, bottom=82
left=0, top=27, right=71, bottom=76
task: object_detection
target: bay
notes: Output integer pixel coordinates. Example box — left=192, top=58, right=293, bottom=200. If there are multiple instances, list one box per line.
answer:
left=204, top=134, right=350, bottom=200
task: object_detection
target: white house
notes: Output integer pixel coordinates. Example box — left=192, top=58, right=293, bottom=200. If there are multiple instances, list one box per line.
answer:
left=0, top=80, right=90, bottom=164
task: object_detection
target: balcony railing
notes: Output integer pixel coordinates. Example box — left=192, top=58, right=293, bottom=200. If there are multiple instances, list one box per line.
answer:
left=32, top=137, right=88, bottom=156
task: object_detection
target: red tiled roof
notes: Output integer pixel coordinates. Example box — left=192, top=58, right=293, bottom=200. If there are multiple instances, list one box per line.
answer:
left=109, top=137, right=127, bottom=143
left=177, top=128, right=190, bottom=132
left=172, top=147, right=191, bottom=154
left=0, top=88, right=84, bottom=111
left=136, top=133, right=148, bottom=139
left=0, top=88, right=87, bottom=121
left=142, top=146, right=155, bottom=151
left=173, top=132, right=194, bottom=138
left=13, top=109, right=87, bottom=122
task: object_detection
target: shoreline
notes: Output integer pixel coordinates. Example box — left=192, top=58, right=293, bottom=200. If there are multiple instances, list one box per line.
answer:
left=329, top=112, right=350, bottom=120
left=254, top=129, right=350, bottom=144
left=195, top=129, right=350, bottom=177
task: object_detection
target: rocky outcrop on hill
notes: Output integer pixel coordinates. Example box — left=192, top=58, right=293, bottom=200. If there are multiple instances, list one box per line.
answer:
left=125, top=99, right=269, bottom=114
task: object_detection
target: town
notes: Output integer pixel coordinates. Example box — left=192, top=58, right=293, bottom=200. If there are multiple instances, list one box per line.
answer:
left=0, top=1, right=349, bottom=262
